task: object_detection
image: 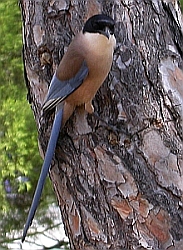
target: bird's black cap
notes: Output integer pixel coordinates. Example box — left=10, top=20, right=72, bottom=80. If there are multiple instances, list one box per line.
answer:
left=83, top=14, right=115, bottom=37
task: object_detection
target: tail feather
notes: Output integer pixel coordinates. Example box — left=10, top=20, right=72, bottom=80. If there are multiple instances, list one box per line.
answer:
left=22, top=107, right=63, bottom=242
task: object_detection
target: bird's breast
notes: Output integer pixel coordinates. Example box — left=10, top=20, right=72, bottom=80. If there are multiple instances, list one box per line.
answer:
left=65, top=32, right=115, bottom=107
left=66, top=52, right=113, bottom=106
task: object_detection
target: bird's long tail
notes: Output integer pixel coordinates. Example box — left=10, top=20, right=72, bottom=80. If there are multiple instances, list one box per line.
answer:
left=22, top=107, right=63, bottom=242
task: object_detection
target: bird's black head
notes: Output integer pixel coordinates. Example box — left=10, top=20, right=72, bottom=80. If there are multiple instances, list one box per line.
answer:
left=83, top=14, right=115, bottom=39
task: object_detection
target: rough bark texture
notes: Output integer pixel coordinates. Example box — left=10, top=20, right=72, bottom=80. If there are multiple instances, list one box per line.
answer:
left=20, top=0, right=183, bottom=249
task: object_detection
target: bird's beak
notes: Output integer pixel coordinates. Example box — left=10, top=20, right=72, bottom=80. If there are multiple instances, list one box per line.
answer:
left=100, top=26, right=111, bottom=39
left=105, top=26, right=111, bottom=39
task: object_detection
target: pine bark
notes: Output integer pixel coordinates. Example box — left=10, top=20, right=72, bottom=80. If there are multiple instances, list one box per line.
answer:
left=20, top=0, right=183, bottom=249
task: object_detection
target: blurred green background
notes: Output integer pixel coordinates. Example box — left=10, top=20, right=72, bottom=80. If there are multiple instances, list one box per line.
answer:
left=0, top=0, right=183, bottom=249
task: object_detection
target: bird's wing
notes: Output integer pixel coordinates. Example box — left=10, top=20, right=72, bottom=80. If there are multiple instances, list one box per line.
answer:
left=43, top=61, right=89, bottom=112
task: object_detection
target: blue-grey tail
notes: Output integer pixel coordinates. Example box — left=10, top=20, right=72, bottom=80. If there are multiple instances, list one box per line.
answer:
left=22, top=108, right=63, bottom=242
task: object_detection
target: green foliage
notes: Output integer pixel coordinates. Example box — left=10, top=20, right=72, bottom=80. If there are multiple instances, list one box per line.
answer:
left=181, top=0, right=183, bottom=9
left=0, top=86, right=40, bottom=188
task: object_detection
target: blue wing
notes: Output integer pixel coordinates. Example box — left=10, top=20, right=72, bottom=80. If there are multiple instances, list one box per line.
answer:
left=22, top=61, right=88, bottom=242
left=43, top=61, right=89, bottom=112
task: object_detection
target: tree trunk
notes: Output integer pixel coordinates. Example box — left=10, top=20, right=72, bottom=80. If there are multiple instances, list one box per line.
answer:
left=20, top=0, right=183, bottom=249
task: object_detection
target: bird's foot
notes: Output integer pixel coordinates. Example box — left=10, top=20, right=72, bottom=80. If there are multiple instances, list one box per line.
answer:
left=85, top=102, right=94, bottom=114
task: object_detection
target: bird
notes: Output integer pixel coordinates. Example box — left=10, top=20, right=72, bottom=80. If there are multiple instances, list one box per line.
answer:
left=22, top=14, right=116, bottom=242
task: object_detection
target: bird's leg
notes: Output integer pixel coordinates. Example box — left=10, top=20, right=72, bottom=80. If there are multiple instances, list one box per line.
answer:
left=85, top=101, right=94, bottom=114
